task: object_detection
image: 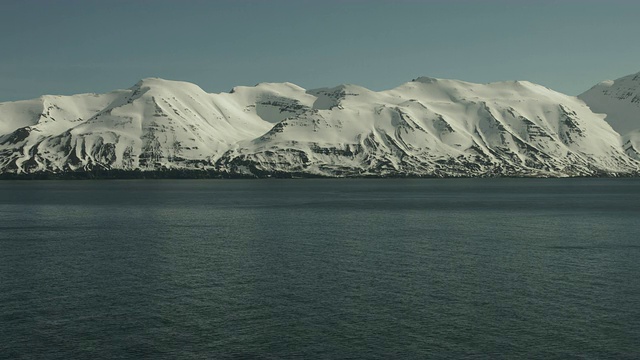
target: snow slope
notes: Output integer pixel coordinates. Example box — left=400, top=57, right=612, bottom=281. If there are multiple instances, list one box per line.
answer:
left=579, top=72, right=640, bottom=161
left=0, top=76, right=638, bottom=177
left=579, top=72, right=640, bottom=135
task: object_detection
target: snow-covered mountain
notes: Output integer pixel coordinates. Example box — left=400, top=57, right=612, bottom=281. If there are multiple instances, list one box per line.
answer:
left=1, top=76, right=638, bottom=177
left=0, top=78, right=305, bottom=173
left=217, top=77, right=637, bottom=177
left=579, top=72, right=640, bottom=161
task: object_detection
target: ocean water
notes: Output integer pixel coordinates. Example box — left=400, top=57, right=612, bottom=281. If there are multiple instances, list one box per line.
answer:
left=0, top=178, right=639, bottom=359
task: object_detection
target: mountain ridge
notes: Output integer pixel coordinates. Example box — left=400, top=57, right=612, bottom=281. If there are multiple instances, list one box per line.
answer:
left=1, top=75, right=639, bottom=178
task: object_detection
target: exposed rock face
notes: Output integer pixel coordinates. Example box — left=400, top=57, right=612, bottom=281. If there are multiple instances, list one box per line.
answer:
left=1, top=76, right=639, bottom=177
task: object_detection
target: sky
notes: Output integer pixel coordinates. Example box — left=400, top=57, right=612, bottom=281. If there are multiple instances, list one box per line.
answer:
left=1, top=0, right=639, bottom=101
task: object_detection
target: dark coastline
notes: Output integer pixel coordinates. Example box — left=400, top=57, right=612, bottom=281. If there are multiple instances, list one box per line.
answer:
left=0, top=169, right=637, bottom=180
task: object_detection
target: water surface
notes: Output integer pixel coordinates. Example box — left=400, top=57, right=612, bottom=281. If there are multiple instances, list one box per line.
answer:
left=1, top=179, right=639, bottom=359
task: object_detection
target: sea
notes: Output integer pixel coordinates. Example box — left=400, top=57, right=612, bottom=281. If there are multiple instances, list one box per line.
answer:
left=0, top=178, right=639, bottom=359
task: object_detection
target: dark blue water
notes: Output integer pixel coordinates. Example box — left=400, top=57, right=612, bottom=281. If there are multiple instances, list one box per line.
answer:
left=1, top=179, right=639, bottom=359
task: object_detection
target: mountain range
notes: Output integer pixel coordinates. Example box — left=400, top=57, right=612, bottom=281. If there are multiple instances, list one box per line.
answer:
left=1, top=73, right=639, bottom=178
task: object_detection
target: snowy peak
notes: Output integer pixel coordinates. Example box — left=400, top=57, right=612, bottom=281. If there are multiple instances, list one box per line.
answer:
left=130, top=77, right=212, bottom=98
left=579, top=71, right=640, bottom=134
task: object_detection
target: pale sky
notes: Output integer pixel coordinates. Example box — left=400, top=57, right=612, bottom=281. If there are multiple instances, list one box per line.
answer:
left=1, top=0, right=639, bottom=101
